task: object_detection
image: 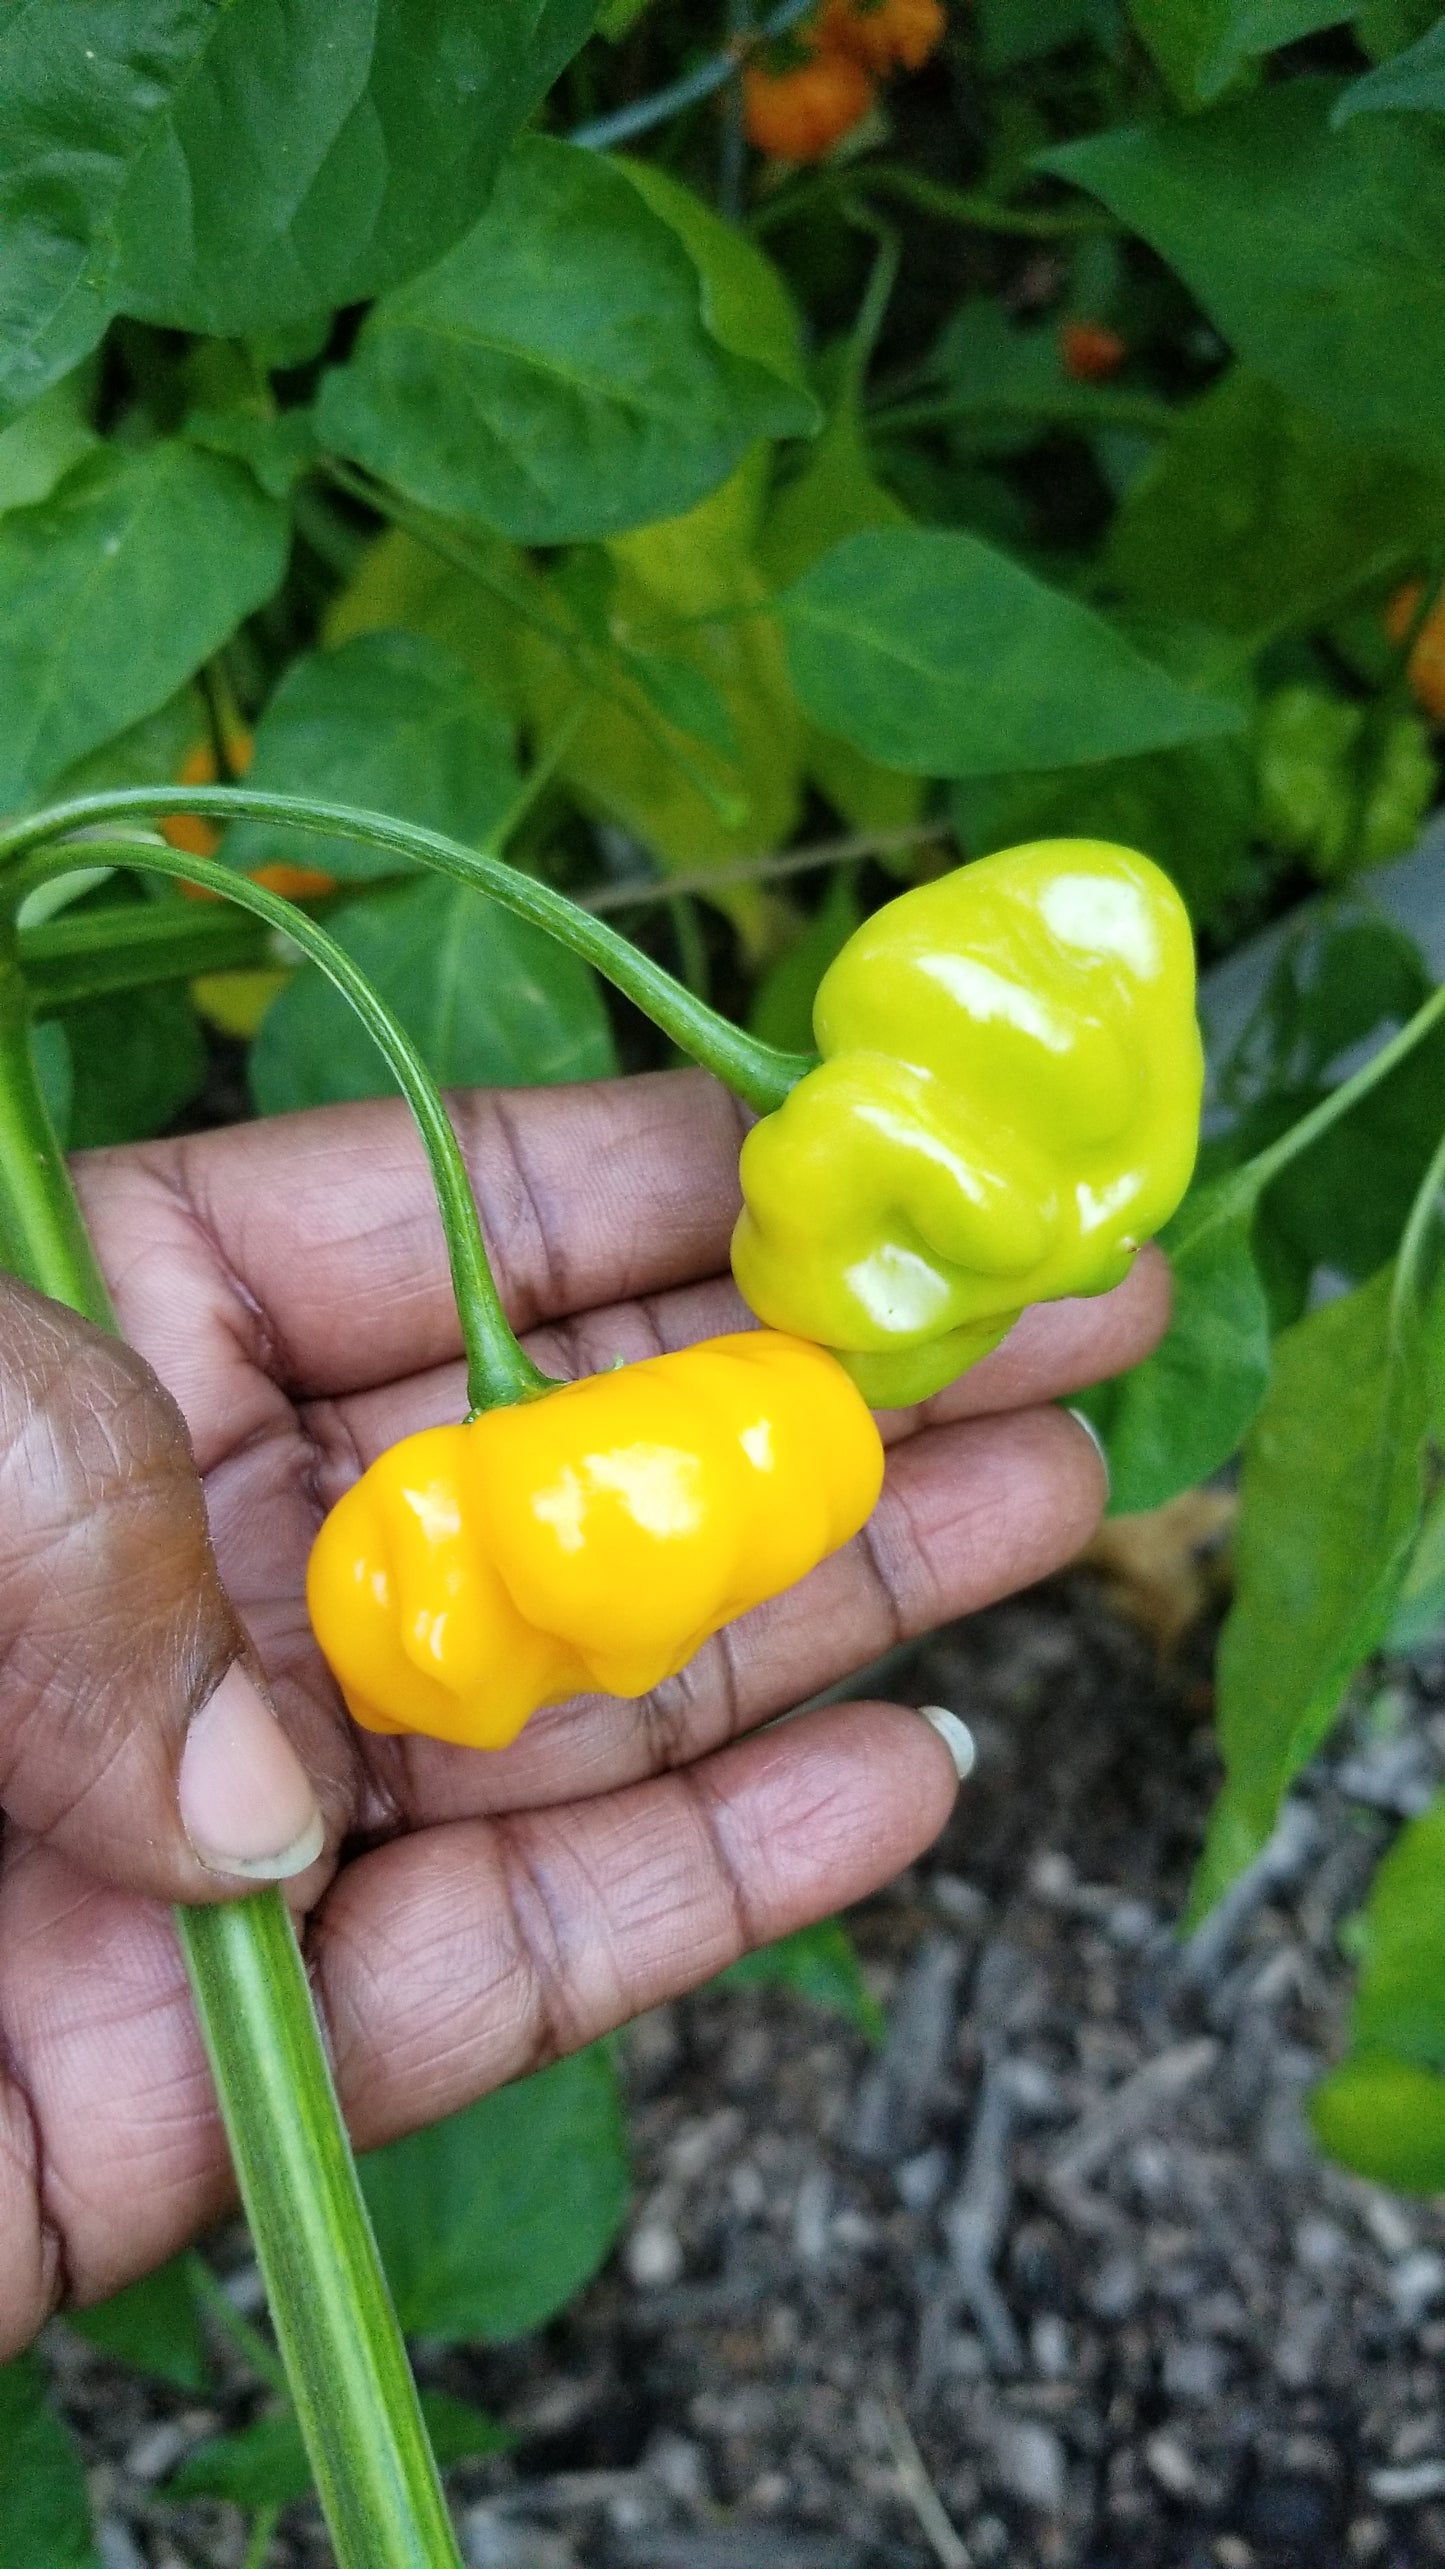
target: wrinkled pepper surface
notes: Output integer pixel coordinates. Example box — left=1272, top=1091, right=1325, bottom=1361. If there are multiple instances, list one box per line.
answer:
left=731, top=839, right=1203, bottom=1407
left=309, top=1331, right=882, bottom=1749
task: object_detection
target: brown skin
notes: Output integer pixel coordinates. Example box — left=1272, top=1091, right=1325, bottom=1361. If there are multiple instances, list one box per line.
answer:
left=0, top=1069, right=1170, bottom=2354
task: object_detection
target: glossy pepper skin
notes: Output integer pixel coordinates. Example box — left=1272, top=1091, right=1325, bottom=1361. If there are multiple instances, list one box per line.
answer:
left=731, top=840, right=1203, bottom=1409
left=308, top=1331, right=883, bottom=1751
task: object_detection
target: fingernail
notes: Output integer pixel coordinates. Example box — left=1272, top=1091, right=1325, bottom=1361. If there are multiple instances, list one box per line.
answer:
left=179, top=1664, right=325, bottom=1881
left=1065, top=1404, right=1111, bottom=1500
left=915, top=1703, right=976, bottom=1781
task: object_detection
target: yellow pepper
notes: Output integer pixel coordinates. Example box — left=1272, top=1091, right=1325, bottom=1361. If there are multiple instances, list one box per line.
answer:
left=308, top=1330, right=883, bottom=1750
left=731, top=839, right=1203, bottom=1407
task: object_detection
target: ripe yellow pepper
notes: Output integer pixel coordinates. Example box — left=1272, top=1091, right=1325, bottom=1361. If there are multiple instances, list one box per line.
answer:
left=308, top=1331, right=883, bottom=1750
left=731, top=839, right=1203, bottom=1407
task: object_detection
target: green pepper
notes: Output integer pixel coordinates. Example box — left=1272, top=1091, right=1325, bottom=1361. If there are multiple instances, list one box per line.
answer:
left=730, top=839, right=1203, bottom=1406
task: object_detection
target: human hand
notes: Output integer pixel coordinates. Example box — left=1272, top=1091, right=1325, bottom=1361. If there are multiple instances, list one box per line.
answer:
left=0, top=1070, right=1168, bottom=2352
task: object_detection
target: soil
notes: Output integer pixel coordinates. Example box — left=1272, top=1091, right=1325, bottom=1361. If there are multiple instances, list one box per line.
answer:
left=47, top=1574, right=1445, bottom=2569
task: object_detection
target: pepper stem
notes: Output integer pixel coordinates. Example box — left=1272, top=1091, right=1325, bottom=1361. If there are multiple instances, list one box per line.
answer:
left=0, top=786, right=813, bottom=1114
left=13, top=841, right=548, bottom=1417
left=0, top=909, right=466, bottom=2569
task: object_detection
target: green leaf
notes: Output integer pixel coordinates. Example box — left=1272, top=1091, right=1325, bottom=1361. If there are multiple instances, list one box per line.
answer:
left=226, top=632, right=520, bottom=885
left=1389, top=1476, right=1445, bottom=1649
left=0, top=443, right=286, bottom=804
left=759, top=399, right=924, bottom=835
left=748, top=874, right=863, bottom=1055
left=250, top=873, right=616, bottom=1115
left=1312, top=1793, right=1445, bottom=2189
left=29, top=1019, right=72, bottom=1143
left=324, top=526, right=540, bottom=728
left=1253, top=1021, right=1445, bottom=1290
left=0, top=2354, right=98, bottom=2569
left=717, top=1918, right=885, bottom=2041
left=529, top=456, right=807, bottom=895
left=58, top=981, right=207, bottom=1147
left=1107, top=370, right=1445, bottom=647
left=1193, top=1262, right=1438, bottom=1914
left=1076, top=1194, right=1272, bottom=1517
left=1129, top=0, right=1358, bottom=108
left=1311, top=2049, right=1445, bottom=2191
left=777, top=528, right=1243, bottom=777
left=978, top=0, right=1096, bottom=72
left=921, top=297, right=1156, bottom=454
left=173, top=2390, right=508, bottom=2511
left=317, top=138, right=816, bottom=546
left=0, top=0, right=597, bottom=419
left=1334, top=12, right=1445, bottom=117
left=0, top=368, right=96, bottom=515
left=68, top=2256, right=207, bottom=2392
left=1043, top=84, right=1445, bottom=463
left=614, top=160, right=813, bottom=407
left=361, top=2049, right=631, bottom=2343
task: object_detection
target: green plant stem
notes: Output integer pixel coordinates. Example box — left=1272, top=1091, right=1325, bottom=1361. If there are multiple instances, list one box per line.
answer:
left=244, top=2508, right=282, bottom=2569
left=0, top=935, right=113, bottom=1314
left=1176, top=973, right=1445, bottom=1260
left=14, top=839, right=548, bottom=1415
left=0, top=791, right=812, bottom=1113
left=569, top=0, right=816, bottom=148
left=868, top=385, right=1178, bottom=437
left=181, top=1896, right=464, bottom=2569
left=21, top=887, right=279, bottom=1004
left=0, top=921, right=465, bottom=2569
left=751, top=160, right=1112, bottom=240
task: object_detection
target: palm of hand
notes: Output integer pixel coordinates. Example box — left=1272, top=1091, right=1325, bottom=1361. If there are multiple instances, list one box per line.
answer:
left=0, top=1070, right=1165, bottom=2348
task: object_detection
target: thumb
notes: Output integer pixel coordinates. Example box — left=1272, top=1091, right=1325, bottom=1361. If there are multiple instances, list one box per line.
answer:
left=0, top=1275, right=324, bottom=1901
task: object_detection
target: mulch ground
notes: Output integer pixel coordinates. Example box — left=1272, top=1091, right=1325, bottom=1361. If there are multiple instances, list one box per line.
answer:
left=51, top=1573, right=1445, bottom=2569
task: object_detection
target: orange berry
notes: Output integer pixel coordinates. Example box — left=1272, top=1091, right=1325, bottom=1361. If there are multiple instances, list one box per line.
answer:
left=249, top=862, right=337, bottom=901
left=1386, top=581, right=1445, bottom=724
left=1060, top=320, right=1127, bottom=382
left=163, top=729, right=255, bottom=859
left=819, top=0, right=945, bottom=71
left=744, top=49, right=875, bottom=159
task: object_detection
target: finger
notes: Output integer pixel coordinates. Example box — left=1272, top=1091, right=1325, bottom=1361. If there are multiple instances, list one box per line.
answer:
left=76, top=1071, right=750, bottom=1432
left=341, top=1402, right=1106, bottom=1827
left=0, top=1279, right=325, bottom=1902
left=300, top=1250, right=1169, bottom=1486
left=0, top=1698, right=959, bottom=2336
left=909, top=1242, right=1173, bottom=1426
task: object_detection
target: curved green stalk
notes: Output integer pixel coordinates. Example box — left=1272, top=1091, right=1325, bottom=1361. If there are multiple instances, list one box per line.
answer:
left=0, top=912, right=465, bottom=2569
left=16, top=841, right=548, bottom=1416
left=1173, top=973, right=1445, bottom=1263
left=0, top=788, right=813, bottom=1114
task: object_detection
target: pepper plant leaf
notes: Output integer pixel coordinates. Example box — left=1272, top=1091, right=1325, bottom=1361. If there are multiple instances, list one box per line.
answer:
left=1312, top=1792, right=1445, bottom=2190
left=68, top=2254, right=207, bottom=2392
left=360, top=2048, right=631, bottom=2343
left=0, top=442, right=287, bottom=804
left=1191, top=1257, right=1442, bottom=1918
left=0, top=0, right=598, bottom=421
left=1044, top=84, right=1445, bottom=462
left=1074, top=1192, right=1272, bottom=1519
left=0, top=2354, right=98, bottom=2569
left=718, top=1917, right=885, bottom=2042
left=250, top=873, right=617, bottom=1114
left=1332, top=12, right=1445, bottom=119
left=1107, top=370, right=1445, bottom=650
left=225, top=631, right=521, bottom=885
left=776, top=528, right=1243, bottom=777
left=172, top=2391, right=509, bottom=2511
left=317, top=139, right=817, bottom=545
left=1128, top=0, right=1358, bottom=108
